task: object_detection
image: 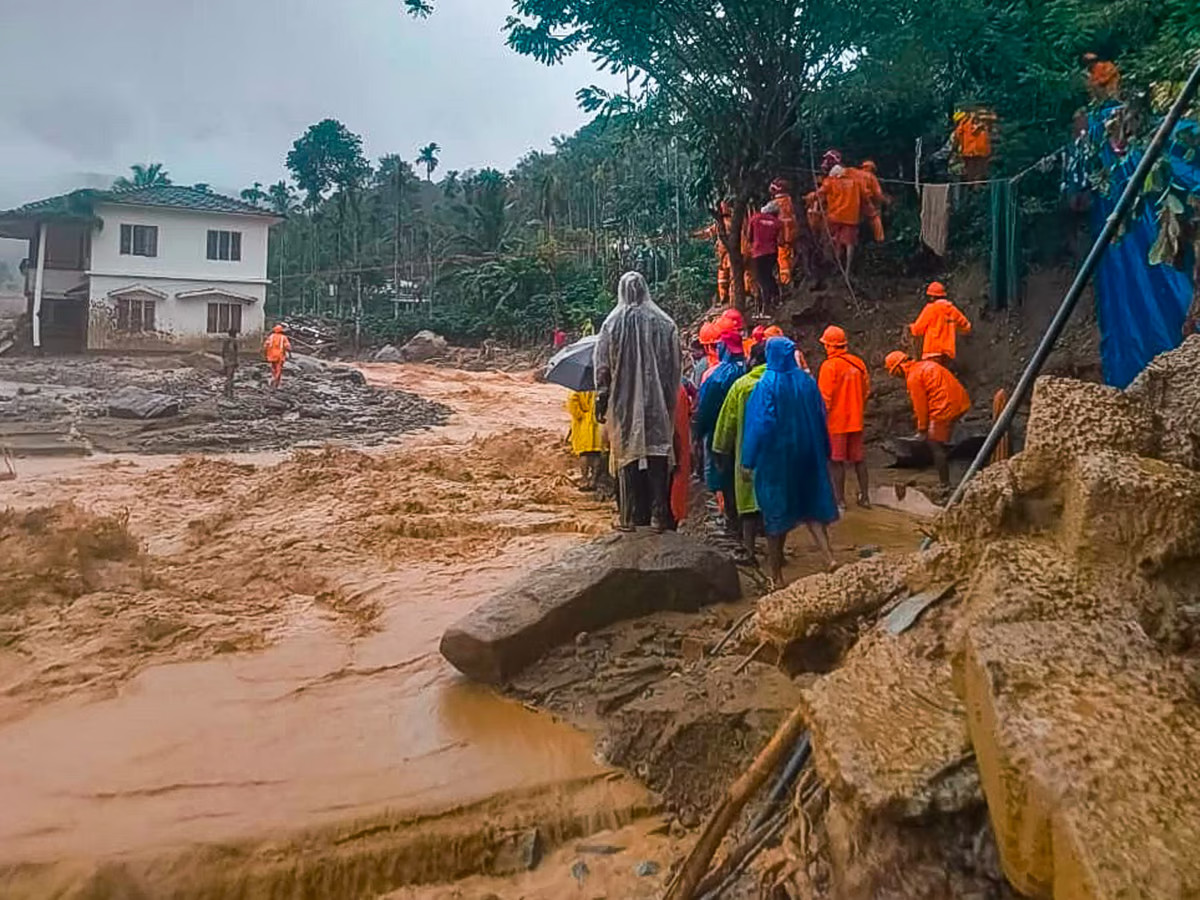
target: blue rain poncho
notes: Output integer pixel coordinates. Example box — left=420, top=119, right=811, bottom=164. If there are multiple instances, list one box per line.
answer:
left=594, top=272, right=682, bottom=469
left=692, top=345, right=745, bottom=491
left=742, top=337, right=839, bottom=536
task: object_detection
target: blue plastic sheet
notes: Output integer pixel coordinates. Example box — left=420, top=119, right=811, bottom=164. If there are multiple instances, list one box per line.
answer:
left=1090, top=109, right=1200, bottom=387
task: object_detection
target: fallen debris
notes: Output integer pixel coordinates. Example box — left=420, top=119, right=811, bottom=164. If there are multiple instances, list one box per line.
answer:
left=106, top=385, right=179, bottom=419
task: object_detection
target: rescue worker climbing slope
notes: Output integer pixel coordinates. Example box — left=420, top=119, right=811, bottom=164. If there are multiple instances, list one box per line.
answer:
left=770, top=179, right=799, bottom=286
left=910, top=282, right=972, bottom=363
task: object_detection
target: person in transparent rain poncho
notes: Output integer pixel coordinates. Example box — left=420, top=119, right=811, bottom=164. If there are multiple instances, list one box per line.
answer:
left=594, top=272, right=682, bottom=532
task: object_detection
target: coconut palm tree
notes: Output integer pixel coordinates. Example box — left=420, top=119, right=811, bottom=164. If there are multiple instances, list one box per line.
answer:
left=416, top=143, right=440, bottom=181
left=267, top=181, right=298, bottom=216
left=240, top=182, right=267, bottom=206
left=112, top=163, right=171, bottom=190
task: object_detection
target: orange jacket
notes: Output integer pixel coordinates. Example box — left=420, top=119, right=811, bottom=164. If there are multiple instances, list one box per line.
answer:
left=910, top=298, right=972, bottom=360
left=772, top=194, right=798, bottom=242
left=818, top=350, right=869, bottom=435
left=849, top=168, right=884, bottom=209
left=903, top=360, right=970, bottom=432
left=953, top=115, right=992, bottom=159
left=816, top=172, right=863, bottom=226
left=264, top=332, right=291, bottom=363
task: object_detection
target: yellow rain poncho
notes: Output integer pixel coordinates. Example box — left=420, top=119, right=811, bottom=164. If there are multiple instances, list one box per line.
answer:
left=566, top=391, right=605, bottom=454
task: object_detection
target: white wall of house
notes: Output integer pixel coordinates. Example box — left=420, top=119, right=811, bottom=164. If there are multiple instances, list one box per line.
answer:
left=90, top=203, right=271, bottom=285
left=87, top=274, right=265, bottom=351
left=80, top=202, right=272, bottom=350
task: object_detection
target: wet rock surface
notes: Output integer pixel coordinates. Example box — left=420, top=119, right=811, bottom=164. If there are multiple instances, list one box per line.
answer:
left=440, top=531, right=741, bottom=684
left=0, top=355, right=449, bottom=453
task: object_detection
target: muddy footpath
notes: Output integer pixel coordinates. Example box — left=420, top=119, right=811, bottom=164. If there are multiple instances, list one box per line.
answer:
left=0, top=359, right=930, bottom=898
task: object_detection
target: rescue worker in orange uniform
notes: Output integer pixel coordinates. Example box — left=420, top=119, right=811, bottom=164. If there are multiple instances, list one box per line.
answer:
left=263, top=324, right=292, bottom=389
left=769, top=178, right=799, bottom=286
left=693, top=203, right=735, bottom=304
left=910, top=282, right=972, bottom=364
left=950, top=109, right=997, bottom=183
left=852, top=161, right=888, bottom=242
left=810, top=161, right=865, bottom=276
left=1083, top=53, right=1121, bottom=103
left=818, top=325, right=870, bottom=510
left=885, top=351, right=971, bottom=489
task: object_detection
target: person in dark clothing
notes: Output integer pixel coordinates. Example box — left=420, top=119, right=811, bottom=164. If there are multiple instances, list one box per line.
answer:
left=220, top=327, right=239, bottom=399
left=749, top=204, right=783, bottom=308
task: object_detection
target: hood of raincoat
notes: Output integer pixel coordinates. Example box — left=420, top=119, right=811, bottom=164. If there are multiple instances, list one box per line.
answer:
left=765, top=336, right=799, bottom=372
left=593, top=272, right=682, bottom=468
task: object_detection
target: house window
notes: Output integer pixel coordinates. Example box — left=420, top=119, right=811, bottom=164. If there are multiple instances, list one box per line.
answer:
left=119, top=224, right=158, bottom=257
left=206, top=302, right=242, bottom=334
left=206, top=230, right=242, bottom=261
left=116, top=298, right=156, bottom=333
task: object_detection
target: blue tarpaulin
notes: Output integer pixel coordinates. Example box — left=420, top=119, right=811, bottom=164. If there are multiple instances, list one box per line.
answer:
left=1088, top=108, right=1200, bottom=387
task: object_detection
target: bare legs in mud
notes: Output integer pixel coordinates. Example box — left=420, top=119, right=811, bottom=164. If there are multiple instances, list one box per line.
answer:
left=830, top=461, right=871, bottom=509
left=765, top=523, right=836, bottom=588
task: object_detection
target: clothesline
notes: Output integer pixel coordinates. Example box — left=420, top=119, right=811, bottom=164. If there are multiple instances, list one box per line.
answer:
left=787, top=149, right=1062, bottom=191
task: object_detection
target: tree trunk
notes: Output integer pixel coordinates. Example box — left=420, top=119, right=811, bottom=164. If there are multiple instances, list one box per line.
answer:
left=719, top=196, right=750, bottom=312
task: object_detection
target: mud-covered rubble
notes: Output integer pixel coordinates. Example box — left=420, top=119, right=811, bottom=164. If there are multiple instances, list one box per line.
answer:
left=0, top=354, right=449, bottom=452
left=753, top=336, right=1200, bottom=899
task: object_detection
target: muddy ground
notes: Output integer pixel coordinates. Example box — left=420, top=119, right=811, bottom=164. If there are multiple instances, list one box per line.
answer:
left=0, top=352, right=449, bottom=454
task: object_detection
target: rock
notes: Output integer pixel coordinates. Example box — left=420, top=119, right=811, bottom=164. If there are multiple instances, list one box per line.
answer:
left=373, top=344, right=404, bottom=362
left=106, top=386, right=179, bottom=420
left=570, top=860, right=590, bottom=883
left=400, top=329, right=449, bottom=362
left=286, top=353, right=327, bottom=375
left=330, top=366, right=367, bottom=386
left=440, top=532, right=740, bottom=684
left=857, top=544, right=881, bottom=559
left=678, top=807, right=701, bottom=829
left=634, top=860, right=660, bottom=877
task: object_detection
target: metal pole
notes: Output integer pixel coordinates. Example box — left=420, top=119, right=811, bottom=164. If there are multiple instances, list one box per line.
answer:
left=940, top=60, right=1200, bottom=517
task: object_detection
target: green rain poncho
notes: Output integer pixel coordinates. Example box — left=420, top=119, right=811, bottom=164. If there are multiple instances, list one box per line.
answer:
left=711, top=363, right=766, bottom=515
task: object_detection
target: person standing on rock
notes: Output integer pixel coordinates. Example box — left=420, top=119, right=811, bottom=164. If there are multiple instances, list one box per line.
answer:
left=885, top=350, right=971, bottom=490
left=220, top=327, right=239, bottom=400
left=263, top=324, right=292, bottom=389
left=742, top=337, right=839, bottom=585
left=594, top=271, right=681, bottom=533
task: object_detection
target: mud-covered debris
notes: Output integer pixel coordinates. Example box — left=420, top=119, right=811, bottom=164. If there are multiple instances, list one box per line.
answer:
left=107, top=386, right=179, bottom=419
left=401, top=329, right=449, bottom=362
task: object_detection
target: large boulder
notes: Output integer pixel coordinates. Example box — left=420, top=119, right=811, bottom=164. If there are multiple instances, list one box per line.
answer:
left=106, top=386, right=179, bottom=420
left=440, top=531, right=740, bottom=684
left=373, top=344, right=404, bottom=362
left=285, top=353, right=328, bottom=375
left=400, top=330, right=448, bottom=362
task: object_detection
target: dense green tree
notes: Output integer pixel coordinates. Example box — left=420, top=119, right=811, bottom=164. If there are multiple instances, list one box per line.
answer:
left=240, top=182, right=267, bottom=206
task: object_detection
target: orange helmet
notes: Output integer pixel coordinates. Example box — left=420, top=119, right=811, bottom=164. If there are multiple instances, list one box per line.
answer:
left=698, top=321, right=720, bottom=345
left=885, top=351, right=909, bottom=375
left=273, top=324, right=284, bottom=333
left=723, top=308, right=745, bottom=332
left=763, top=325, right=784, bottom=338
left=926, top=281, right=948, bottom=298
left=861, top=160, right=877, bottom=173
left=820, top=325, right=847, bottom=347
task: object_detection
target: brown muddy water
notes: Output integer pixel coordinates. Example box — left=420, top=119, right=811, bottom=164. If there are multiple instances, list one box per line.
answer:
left=0, top=364, right=930, bottom=896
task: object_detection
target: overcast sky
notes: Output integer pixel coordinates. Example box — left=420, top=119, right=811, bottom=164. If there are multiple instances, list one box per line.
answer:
left=0, top=0, right=619, bottom=210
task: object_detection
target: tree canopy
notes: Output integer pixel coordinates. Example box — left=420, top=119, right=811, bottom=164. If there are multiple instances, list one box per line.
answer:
left=112, top=163, right=171, bottom=190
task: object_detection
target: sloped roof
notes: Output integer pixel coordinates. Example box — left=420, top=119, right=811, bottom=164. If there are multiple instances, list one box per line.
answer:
left=103, top=185, right=277, bottom=218
left=0, top=185, right=277, bottom=232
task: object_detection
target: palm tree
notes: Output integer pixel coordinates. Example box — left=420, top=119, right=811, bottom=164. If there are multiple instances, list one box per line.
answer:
left=417, top=143, right=440, bottom=181
left=441, top=170, right=461, bottom=199
left=240, top=182, right=267, bottom=206
left=112, top=163, right=171, bottom=190
left=267, top=181, right=298, bottom=216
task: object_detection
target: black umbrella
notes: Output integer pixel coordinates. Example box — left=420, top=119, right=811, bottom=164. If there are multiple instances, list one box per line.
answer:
left=544, top=335, right=600, bottom=392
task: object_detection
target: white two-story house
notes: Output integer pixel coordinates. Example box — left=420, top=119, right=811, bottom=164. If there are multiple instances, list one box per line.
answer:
left=0, top=185, right=280, bottom=352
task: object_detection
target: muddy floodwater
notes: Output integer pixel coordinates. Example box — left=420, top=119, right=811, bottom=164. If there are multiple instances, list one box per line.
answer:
left=0, top=363, right=928, bottom=896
